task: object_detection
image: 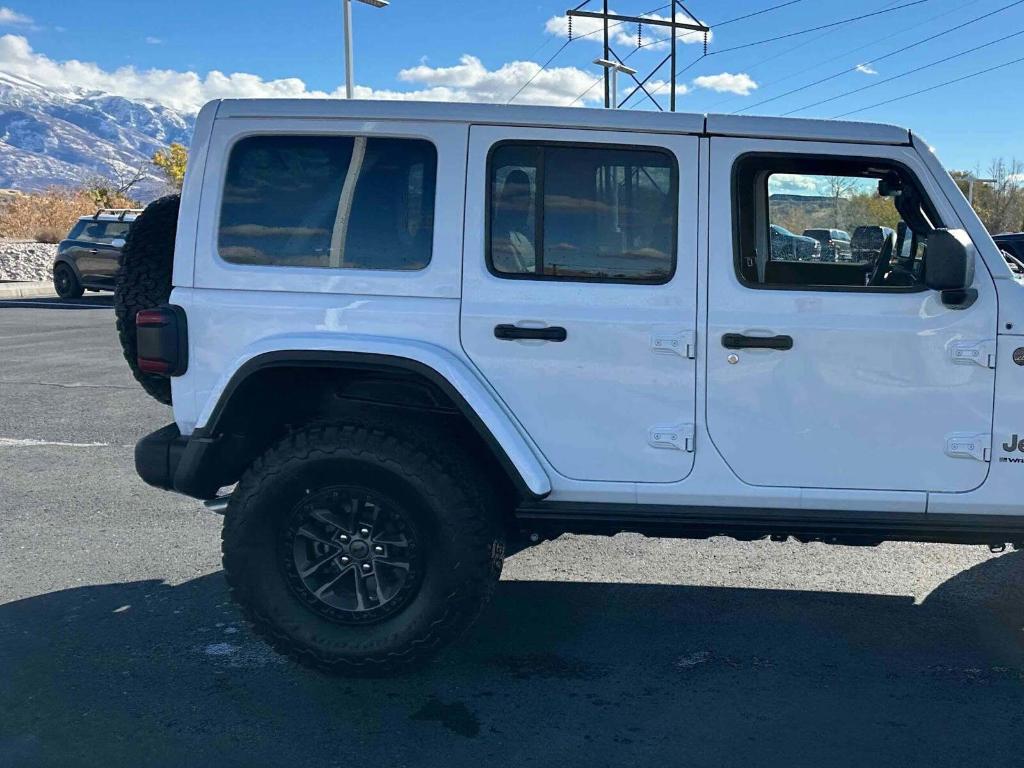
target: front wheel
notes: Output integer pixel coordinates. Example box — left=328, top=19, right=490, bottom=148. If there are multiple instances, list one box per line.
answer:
left=222, top=421, right=505, bottom=675
left=53, top=263, right=83, bottom=299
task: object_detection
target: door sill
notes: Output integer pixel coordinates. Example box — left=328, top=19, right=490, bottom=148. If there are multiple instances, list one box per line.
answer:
left=515, top=501, right=1024, bottom=547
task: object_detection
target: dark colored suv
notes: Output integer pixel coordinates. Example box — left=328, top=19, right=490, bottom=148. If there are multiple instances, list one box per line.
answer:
left=52, top=209, right=140, bottom=298
left=850, top=225, right=896, bottom=264
left=770, top=224, right=821, bottom=261
left=803, top=228, right=852, bottom=262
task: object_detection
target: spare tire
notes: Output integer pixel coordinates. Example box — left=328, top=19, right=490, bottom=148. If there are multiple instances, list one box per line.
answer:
left=114, top=194, right=180, bottom=405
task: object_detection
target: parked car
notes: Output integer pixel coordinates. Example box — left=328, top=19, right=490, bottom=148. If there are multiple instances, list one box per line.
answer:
left=994, top=232, right=1024, bottom=261
left=52, top=209, right=141, bottom=298
left=850, top=225, right=896, bottom=264
left=803, top=228, right=852, bottom=262
left=994, top=233, right=1024, bottom=280
left=770, top=224, right=821, bottom=261
left=116, top=100, right=1019, bottom=676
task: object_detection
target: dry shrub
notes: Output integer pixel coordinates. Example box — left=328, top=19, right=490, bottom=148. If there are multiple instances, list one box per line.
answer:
left=33, top=229, right=63, bottom=244
left=0, top=187, right=138, bottom=241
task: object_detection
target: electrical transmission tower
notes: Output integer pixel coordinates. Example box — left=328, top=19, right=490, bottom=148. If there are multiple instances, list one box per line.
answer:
left=567, top=0, right=709, bottom=111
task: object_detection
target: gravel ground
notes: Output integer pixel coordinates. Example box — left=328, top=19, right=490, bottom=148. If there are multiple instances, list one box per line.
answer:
left=0, top=239, right=56, bottom=281
left=1, top=296, right=1023, bottom=768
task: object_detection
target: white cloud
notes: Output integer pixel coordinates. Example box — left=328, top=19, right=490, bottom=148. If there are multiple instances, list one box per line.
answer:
left=545, top=10, right=709, bottom=51
left=394, top=54, right=600, bottom=106
left=0, top=7, right=30, bottom=26
left=693, top=72, right=757, bottom=96
left=145, top=36, right=163, bottom=45
left=0, top=35, right=603, bottom=112
left=855, top=63, right=878, bottom=75
left=768, top=174, right=824, bottom=196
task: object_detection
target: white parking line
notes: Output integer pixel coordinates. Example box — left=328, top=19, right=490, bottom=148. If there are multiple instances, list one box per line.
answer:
left=0, top=300, right=110, bottom=309
left=0, top=437, right=109, bottom=447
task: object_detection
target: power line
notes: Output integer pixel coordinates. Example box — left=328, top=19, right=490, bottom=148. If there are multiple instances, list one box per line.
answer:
left=714, top=0, right=807, bottom=27
left=710, top=0, right=931, bottom=56
left=733, top=0, right=1024, bottom=113
left=635, top=0, right=932, bottom=108
left=833, top=53, right=1024, bottom=117
left=705, top=0, right=918, bottom=111
left=626, top=52, right=705, bottom=106
left=507, top=39, right=574, bottom=104
left=578, top=0, right=818, bottom=109
left=783, top=25, right=1024, bottom=115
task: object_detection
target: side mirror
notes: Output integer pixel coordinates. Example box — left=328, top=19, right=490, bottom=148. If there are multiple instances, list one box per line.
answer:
left=111, top=238, right=126, bottom=249
left=925, top=228, right=974, bottom=291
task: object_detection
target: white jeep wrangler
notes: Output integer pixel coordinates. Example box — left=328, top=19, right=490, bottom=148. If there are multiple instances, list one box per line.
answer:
left=117, top=100, right=1024, bottom=675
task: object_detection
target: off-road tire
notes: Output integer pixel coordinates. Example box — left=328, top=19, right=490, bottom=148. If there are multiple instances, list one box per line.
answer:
left=114, top=194, right=179, bottom=405
left=222, top=421, right=505, bottom=676
left=53, top=262, right=83, bottom=299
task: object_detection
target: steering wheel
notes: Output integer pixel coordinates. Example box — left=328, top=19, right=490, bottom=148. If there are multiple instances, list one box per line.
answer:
left=867, top=233, right=897, bottom=286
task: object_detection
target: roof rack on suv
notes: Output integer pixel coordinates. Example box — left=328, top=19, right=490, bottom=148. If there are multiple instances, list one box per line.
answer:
left=92, top=208, right=144, bottom=221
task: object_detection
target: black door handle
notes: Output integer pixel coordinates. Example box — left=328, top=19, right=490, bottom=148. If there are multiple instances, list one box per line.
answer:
left=722, top=333, right=793, bottom=350
left=494, top=324, right=567, bottom=342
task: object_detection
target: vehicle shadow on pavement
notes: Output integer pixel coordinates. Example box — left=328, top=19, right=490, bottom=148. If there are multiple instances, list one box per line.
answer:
left=1, top=551, right=1022, bottom=767
left=0, top=295, right=112, bottom=310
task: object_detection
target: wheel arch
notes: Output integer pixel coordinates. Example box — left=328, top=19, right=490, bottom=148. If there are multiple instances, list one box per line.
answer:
left=53, top=254, right=82, bottom=279
left=190, top=347, right=552, bottom=501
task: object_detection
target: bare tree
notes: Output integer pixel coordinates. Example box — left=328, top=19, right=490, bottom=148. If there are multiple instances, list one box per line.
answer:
left=981, top=158, right=1024, bottom=234
left=826, top=176, right=857, bottom=229
left=110, top=162, right=149, bottom=197
left=951, top=159, right=1024, bottom=234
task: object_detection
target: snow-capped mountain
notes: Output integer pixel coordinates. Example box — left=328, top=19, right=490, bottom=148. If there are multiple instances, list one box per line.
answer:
left=0, top=71, right=195, bottom=200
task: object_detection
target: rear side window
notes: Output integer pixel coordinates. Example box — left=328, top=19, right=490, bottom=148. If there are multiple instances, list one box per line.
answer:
left=488, top=142, right=677, bottom=284
left=219, top=135, right=437, bottom=271
left=74, top=220, right=129, bottom=244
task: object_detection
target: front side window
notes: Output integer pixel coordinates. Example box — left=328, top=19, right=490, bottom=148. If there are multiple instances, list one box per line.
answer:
left=734, top=155, right=939, bottom=291
left=219, top=135, right=437, bottom=271
left=488, top=142, right=677, bottom=284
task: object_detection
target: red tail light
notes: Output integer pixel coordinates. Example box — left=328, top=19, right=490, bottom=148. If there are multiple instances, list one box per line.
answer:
left=136, top=306, right=188, bottom=376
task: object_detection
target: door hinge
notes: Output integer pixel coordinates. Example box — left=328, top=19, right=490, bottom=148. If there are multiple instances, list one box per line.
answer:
left=651, top=331, right=696, bottom=360
left=945, top=432, right=992, bottom=462
left=649, top=423, right=695, bottom=452
left=949, top=339, right=996, bottom=369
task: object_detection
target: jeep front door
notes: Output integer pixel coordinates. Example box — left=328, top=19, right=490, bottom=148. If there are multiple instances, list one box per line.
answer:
left=705, top=138, right=997, bottom=493
left=460, top=125, right=700, bottom=484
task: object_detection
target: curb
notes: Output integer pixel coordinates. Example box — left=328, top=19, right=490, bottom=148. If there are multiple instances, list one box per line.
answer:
left=0, top=281, right=57, bottom=300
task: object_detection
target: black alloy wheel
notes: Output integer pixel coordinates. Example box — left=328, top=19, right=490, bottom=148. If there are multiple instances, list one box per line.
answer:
left=282, top=486, right=423, bottom=624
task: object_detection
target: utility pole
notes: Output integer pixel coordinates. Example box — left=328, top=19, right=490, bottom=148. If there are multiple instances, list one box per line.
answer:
left=603, top=0, right=610, bottom=109
left=670, top=3, right=677, bottom=112
left=567, top=0, right=709, bottom=111
left=343, top=0, right=389, bottom=99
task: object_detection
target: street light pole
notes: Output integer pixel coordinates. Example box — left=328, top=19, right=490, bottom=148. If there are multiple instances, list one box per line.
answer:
left=593, top=59, right=638, bottom=109
left=967, top=175, right=996, bottom=205
left=342, top=0, right=388, bottom=100
left=343, top=0, right=355, bottom=99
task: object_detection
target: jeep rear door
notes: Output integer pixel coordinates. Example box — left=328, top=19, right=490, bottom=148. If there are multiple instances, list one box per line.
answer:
left=460, top=125, right=700, bottom=483
left=704, top=136, right=997, bottom=493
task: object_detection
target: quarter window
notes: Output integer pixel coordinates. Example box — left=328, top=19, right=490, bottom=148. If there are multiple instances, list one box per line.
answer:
left=488, top=143, right=677, bottom=284
left=219, top=135, right=437, bottom=271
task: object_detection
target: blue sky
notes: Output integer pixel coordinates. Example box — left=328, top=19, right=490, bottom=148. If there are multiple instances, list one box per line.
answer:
left=6, top=0, right=1024, bottom=171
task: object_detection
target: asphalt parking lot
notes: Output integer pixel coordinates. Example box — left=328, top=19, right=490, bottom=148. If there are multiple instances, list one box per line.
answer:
left=2, top=296, right=1024, bottom=767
